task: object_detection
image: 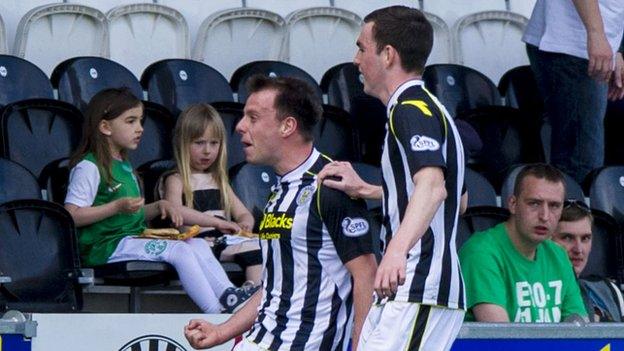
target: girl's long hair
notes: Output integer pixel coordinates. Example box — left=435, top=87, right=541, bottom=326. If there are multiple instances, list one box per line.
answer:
left=173, top=104, right=231, bottom=219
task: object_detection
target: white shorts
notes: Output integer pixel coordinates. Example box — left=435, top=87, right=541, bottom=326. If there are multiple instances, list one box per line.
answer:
left=358, top=301, right=464, bottom=351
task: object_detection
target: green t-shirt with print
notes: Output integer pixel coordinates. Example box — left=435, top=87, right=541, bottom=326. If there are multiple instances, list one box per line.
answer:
left=459, top=223, right=587, bottom=322
left=78, top=153, right=145, bottom=266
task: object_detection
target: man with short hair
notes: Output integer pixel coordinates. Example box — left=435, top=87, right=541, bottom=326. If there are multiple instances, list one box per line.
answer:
left=319, top=6, right=466, bottom=350
left=184, top=75, right=377, bottom=350
left=553, top=200, right=624, bottom=322
left=460, top=164, right=587, bottom=323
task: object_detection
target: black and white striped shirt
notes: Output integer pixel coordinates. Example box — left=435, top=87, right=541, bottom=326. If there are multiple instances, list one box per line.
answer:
left=381, top=80, right=465, bottom=309
left=247, top=148, right=374, bottom=350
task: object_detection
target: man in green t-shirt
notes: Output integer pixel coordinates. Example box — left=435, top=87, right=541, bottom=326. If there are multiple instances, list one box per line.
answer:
left=459, top=164, right=587, bottom=322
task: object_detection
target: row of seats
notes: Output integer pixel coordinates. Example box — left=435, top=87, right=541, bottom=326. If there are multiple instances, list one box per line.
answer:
left=0, top=1, right=534, bottom=82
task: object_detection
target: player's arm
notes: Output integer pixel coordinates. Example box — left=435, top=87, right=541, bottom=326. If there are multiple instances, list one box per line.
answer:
left=345, top=254, right=377, bottom=351
left=472, top=303, right=510, bottom=322
left=317, top=161, right=383, bottom=200
left=572, top=0, right=613, bottom=81
left=460, top=189, right=468, bottom=215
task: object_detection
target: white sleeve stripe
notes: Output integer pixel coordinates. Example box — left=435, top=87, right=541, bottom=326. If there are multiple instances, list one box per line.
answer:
left=64, top=160, right=100, bottom=208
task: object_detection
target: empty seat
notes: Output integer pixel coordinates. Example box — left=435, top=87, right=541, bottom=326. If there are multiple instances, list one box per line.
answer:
left=0, top=55, right=53, bottom=107
left=0, top=13, right=6, bottom=54
left=13, top=4, right=108, bottom=76
left=141, top=59, right=234, bottom=116
left=423, top=64, right=502, bottom=119
left=321, top=62, right=364, bottom=112
left=230, top=60, right=322, bottom=103
left=581, top=210, right=623, bottom=282
left=0, top=158, right=41, bottom=203
left=107, top=4, right=189, bottom=78
left=51, top=56, right=143, bottom=112
left=589, top=166, right=624, bottom=228
left=193, top=8, right=285, bottom=80
left=140, top=159, right=177, bottom=204
left=39, top=157, right=69, bottom=204
left=213, top=101, right=246, bottom=169
left=0, top=199, right=83, bottom=312
left=282, top=7, right=361, bottom=81
left=246, top=0, right=330, bottom=17
left=0, top=0, right=56, bottom=56
left=499, top=164, right=585, bottom=207
left=498, top=65, right=542, bottom=113
left=464, top=167, right=497, bottom=207
left=230, top=162, right=277, bottom=232
left=128, top=101, right=175, bottom=170
left=65, top=0, right=146, bottom=13
left=351, top=162, right=382, bottom=211
left=424, top=11, right=453, bottom=65
left=0, top=99, right=82, bottom=180
left=314, top=105, right=359, bottom=162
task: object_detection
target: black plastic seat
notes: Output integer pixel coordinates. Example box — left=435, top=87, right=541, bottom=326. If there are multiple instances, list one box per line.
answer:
left=320, top=62, right=364, bottom=112
left=0, top=199, right=83, bottom=312
left=351, top=162, right=382, bottom=211
left=230, top=61, right=322, bottom=103
left=499, top=164, right=585, bottom=207
left=0, top=55, right=54, bottom=107
left=141, top=59, right=234, bottom=116
left=0, top=99, right=82, bottom=181
left=137, top=159, right=177, bottom=204
left=315, top=105, right=359, bottom=162
left=423, top=64, right=501, bottom=119
left=51, top=56, right=143, bottom=112
left=213, top=102, right=246, bottom=170
left=0, top=158, right=42, bottom=203
left=589, top=166, right=624, bottom=228
left=498, top=65, right=543, bottom=113
left=604, top=99, right=624, bottom=166
left=230, top=162, right=277, bottom=232
left=464, top=168, right=497, bottom=207
left=457, top=206, right=510, bottom=250
left=581, top=210, right=623, bottom=282
left=350, top=95, right=386, bottom=166
left=128, top=101, right=174, bottom=170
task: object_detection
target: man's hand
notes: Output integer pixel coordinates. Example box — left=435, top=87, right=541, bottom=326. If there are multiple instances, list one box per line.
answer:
left=184, top=319, right=225, bottom=349
left=374, top=243, right=407, bottom=298
left=587, top=29, right=613, bottom=82
left=115, top=197, right=144, bottom=214
left=608, top=52, right=624, bottom=100
left=317, top=161, right=382, bottom=200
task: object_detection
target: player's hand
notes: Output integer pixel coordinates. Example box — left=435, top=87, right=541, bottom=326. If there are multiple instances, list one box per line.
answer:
left=115, top=197, right=144, bottom=214
left=608, top=52, right=624, bottom=101
left=587, top=31, right=613, bottom=82
left=374, top=245, right=406, bottom=298
left=317, top=161, right=365, bottom=198
left=184, top=319, right=225, bottom=349
left=215, top=219, right=241, bottom=234
left=157, top=200, right=183, bottom=227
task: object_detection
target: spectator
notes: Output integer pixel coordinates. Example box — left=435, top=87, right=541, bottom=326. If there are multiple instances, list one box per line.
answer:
left=552, top=199, right=624, bottom=322
left=460, top=164, right=587, bottom=322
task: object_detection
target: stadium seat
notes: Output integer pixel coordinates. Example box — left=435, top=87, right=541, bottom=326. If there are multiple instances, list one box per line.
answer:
left=457, top=206, right=510, bottom=249
left=230, top=162, right=277, bottom=232
left=0, top=158, right=42, bottom=203
left=128, top=101, right=175, bottom=170
left=351, top=162, right=382, bottom=211
left=499, top=164, right=585, bottom=207
left=423, top=63, right=502, bottom=119
left=581, top=209, right=623, bottom=283
left=589, top=166, right=624, bottom=228
left=139, top=159, right=177, bottom=204
left=282, top=7, right=361, bottom=81
left=106, top=3, right=190, bottom=78
left=192, top=8, right=286, bottom=80
left=320, top=62, right=364, bottom=112
left=212, top=101, right=246, bottom=170
left=13, top=4, right=108, bottom=76
left=498, top=65, right=542, bottom=113
left=460, top=106, right=545, bottom=190
left=465, top=168, right=497, bottom=207
left=0, top=199, right=84, bottom=312
left=0, top=98, right=82, bottom=181
left=39, top=158, right=70, bottom=204
left=604, top=99, right=624, bottom=166
left=0, top=55, right=53, bottom=107
left=230, top=60, right=322, bottom=103
left=141, top=59, right=234, bottom=116
left=245, top=0, right=330, bottom=17
left=51, top=56, right=143, bottom=112
left=315, top=105, right=359, bottom=162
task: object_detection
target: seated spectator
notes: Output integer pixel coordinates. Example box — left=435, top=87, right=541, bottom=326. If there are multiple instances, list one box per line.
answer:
left=459, top=164, right=587, bottom=322
left=552, top=200, right=624, bottom=322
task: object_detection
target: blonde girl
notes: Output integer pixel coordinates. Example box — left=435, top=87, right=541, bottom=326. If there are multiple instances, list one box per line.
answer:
left=64, top=88, right=255, bottom=313
left=164, top=103, right=262, bottom=284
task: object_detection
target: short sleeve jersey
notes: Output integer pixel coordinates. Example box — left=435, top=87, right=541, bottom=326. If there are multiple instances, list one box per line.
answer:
left=459, top=223, right=587, bottom=322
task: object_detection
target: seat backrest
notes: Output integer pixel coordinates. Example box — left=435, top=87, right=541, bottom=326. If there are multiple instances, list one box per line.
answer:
left=128, top=101, right=174, bottom=170
left=192, top=8, right=286, bottom=80
left=459, top=206, right=510, bottom=249
left=0, top=99, right=82, bottom=180
left=106, top=4, right=190, bottom=78
left=604, top=99, right=624, bottom=166
left=141, top=59, right=233, bottom=116
left=51, top=56, right=143, bottom=113
left=230, top=162, right=277, bottom=232
left=423, top=63, right=501, bottom=119
left=320, top=62, right=364, bottom=112
left=0, top=158, right=41, bottom=203
left=0, top=199, right=82, bottom=312
left=230, top=60, right=322, bottom=103
left=581, top=210, right=623, bottom=281
left=0, top=55, right=53, bottom=106
left=314, top=105, right=359, bottom=162
left=143, top=159, right=177, bottom=203
left=351, top=162, right=382, bottom=211
left=39, top=157, right=70, bottom=204
left=13, top=4, right=108, bottom=76
left=465, top=168, right=497, bottom=207
left=212, top=102, right=246, bottom=170
left=498, top=65, right=542, bottom=113
left=500, top=164, right=585, bottom=207
left=590, top=166, right=624, bottom=227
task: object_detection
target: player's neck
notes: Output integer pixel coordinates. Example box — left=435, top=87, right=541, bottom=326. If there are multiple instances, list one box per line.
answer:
left=273, top=142, right=314, bottom=176
left=381, top=72, right=423, bottom=106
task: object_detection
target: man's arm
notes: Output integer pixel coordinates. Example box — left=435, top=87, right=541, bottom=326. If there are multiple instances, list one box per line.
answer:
left=345, top=254, right=377, bottom=351
left=572, top=0, right=613, bottom=82
left=375, top=166, right=446, bottom=297
left=185, top=290, right=262, bottom=349
left=317, top=161, right=383, bottom=200
left=472, top=303, right=510, bottom=322
left=460, top=192, right=468, bottom=215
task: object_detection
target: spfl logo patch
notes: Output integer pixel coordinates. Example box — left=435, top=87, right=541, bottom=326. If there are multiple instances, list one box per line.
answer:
left=341, top=217, right=369, bottom=237
left=410, top=135, right=440, bottom=151
left=144, top=240, right=167, bottom=256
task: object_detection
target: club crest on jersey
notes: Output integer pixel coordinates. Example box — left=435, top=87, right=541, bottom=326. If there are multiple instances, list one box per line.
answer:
left=341, top=217, right=369, bottom=237
left=296, top=185, right=315, bottom=206
left=410, top=135, right=439, bottom=151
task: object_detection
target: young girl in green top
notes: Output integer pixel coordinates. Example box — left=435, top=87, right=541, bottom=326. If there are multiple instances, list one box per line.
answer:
left=64, top=88, right=256, bottom=313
